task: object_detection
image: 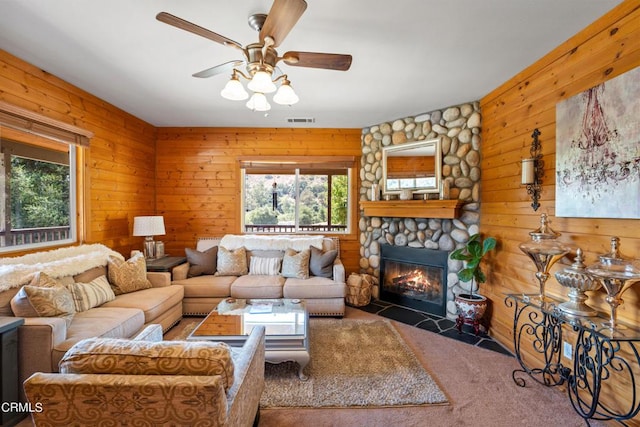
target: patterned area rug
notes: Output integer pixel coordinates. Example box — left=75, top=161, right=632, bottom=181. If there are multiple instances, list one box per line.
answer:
left=260, top=318, right=449, bottom=409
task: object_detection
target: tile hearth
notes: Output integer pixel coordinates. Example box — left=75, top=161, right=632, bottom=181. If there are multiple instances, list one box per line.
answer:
left=357, top=299, right=513, bottom=356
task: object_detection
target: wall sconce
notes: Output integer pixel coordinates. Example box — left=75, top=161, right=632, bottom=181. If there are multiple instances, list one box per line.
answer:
left=521, top=128, right=543, bottom=211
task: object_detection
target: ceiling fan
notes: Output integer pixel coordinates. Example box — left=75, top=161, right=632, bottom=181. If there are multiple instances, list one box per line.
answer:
left=156, top=0, right=352, bottom=111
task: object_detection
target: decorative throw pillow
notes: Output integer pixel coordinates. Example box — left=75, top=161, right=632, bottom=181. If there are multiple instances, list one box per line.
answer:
left=66, top=275, right=116, bottom=312
left=59, top=338, right=235, bottom=391
left=281, top=248, right=311, bottom=279
left=185, top=246, right=218, bottom=277
left=309, top=246, right=338, bottom=278
left=10, top=272, right=75, bottom=326
left=216, top=246, right=248, bottom=276
left=107, top=253, right=152, bottom=295
left=249, top=256, right=282, bottom=276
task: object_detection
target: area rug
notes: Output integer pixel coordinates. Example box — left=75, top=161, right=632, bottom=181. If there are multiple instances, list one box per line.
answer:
left=259, top=318, right=448, bottom=409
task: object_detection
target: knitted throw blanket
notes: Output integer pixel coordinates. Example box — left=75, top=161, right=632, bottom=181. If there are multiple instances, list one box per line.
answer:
left=0, top=244, right=123, bottom=293
left=219, top=234, right=325, bottom=252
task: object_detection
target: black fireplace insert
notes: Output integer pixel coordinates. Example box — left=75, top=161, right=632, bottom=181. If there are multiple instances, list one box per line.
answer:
left=379, top=244, right=449, bottom=316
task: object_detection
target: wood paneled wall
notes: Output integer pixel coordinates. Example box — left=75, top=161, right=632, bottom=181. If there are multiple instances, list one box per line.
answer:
left=480, top=0, right=639, bottom=361
left=155, top=127, right=362, bottom=273
left=0, top=50, right=157, bottom=256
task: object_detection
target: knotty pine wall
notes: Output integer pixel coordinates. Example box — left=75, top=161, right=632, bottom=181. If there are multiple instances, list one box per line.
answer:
left=480, top=0, right=639, bottom=361
left=0, top=50, right=157, bottom=256
left=155, top=128, right=362, bottom=274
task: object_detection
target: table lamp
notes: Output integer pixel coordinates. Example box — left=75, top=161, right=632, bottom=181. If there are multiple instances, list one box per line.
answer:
left=133, top=216, right=165, bottom=259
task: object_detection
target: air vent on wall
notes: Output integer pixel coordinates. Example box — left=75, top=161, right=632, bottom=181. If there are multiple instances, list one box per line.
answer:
left=287, top=117, right=316, bottom=124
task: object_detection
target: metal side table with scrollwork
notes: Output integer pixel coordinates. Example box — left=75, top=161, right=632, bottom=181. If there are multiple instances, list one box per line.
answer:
left=505, top=293, right=640, bottom=424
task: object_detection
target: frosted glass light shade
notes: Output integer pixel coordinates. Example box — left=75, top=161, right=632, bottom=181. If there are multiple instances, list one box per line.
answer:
left=133, top=216, right=165, bottom=236
left=247, top=70, right=276, bottom=93
left=273, top=81, right=299, bottom=105
left=246, top=92, right=271, bottom=112
left=221, top=77, right=249, bottom=101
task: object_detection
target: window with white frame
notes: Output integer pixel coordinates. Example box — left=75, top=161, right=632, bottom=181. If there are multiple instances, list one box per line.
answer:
left=240, top=157, right=353, bottom=234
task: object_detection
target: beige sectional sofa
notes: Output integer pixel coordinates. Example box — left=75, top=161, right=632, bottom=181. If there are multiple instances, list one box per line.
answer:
left=0, top=244, right=183, bottom=399
left=173, top=235, right=347, bottom=317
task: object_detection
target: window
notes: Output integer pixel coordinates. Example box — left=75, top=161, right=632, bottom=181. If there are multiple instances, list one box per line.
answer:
left=240, top=157, right=354, bottom=234
left=0, top=137, right=76, bottom=251
left=0, top=101, right=92, bottom=253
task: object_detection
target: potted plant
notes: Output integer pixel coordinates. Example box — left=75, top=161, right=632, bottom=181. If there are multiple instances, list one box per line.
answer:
left=450, top=233, right=497, bottom=334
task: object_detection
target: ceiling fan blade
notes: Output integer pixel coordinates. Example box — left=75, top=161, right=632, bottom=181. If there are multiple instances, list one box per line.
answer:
left=193, top=60, right=246, bottom=78
left=282, top=51, right=352, bottom=71
left=260, top=0, right=308, bottom=47
left=156, top=12, right=243, bottom=50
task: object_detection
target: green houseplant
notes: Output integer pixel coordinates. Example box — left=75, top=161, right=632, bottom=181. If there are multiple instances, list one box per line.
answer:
left=450, top=233, right=497, bottom=334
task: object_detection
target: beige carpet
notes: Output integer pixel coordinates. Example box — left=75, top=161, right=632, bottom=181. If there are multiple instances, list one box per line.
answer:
left=162, top=308, right=605, bottom=427
left=260, top=318, right=448, bottom=408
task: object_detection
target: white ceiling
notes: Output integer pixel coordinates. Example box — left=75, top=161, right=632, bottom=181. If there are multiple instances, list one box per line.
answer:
left=0, top=0, right=622, bottom=129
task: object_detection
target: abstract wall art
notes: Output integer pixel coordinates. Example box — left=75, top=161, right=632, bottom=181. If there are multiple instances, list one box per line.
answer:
left=556, top=66, right=640, bottom=219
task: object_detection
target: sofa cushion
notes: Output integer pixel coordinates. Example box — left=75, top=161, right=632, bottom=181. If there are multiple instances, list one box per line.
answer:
left=10, top=273, right=76, bottom=326
left=282, top=248, right=310, bottom=279
left=309, top=246, right=338, bottom=278
left=173, top=275, right=235, bottom=298
left=108, top=253, right=152, bottom=295
left=185, top=246, right=218, bottom=277
left=53, top=306, right=146, bottom=370
left=284, top=276, right=347, bottom=299
left=216, top=246, right=248, bottom=276
left=249, top=256, right=282, bottom=276
left=231, top=275, right=285, bottom=299
left=67, top=275, right=115, bottom=312
left=73, top=266, right=108, bottom=283
left=101, top=285, right=184, bottom=324
left=59, top=338, right=235, bottom=392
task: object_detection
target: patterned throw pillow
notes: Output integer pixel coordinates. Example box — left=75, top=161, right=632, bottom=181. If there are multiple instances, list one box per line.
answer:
left=67, top=276, right=116, bottom=312
left=60, top=338, right=235, bottom=391
left=185, top=246, right=218, bottom=277
left=10, top=272, right=75, bottom=326
left=107, top=253, right=152, bottom=295
left=249, top=256, right=282, bottom=276
left=281, top=248, right=311, bottom=279
left=216, top=246, right=248, bottom=276
left=309, top=246, right=338, bottom=278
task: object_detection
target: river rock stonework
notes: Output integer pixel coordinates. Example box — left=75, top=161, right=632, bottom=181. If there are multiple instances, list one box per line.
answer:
left=359, top=102, right=482, bottom=319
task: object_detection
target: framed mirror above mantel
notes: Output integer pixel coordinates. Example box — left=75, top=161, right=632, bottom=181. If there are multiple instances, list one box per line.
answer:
left=382, top=138, right=442, bottom=197
left=360, top=199, right=463, bottom=219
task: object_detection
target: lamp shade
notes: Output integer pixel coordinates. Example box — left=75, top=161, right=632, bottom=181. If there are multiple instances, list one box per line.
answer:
left=220, top=76, right=249, bottom=101
left=246, top=92, right=271, bottom=112
left=133, top=216, right=165, bottom=236
left=247, top=70, right=276, bottom=93
left=273, top=80, right=299, bottom=105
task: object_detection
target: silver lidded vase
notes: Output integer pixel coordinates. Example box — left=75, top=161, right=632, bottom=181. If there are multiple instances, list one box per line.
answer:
left=555, top=248, right=601, bottom=317
left=586, top=237, right=640, bottom=330
left=519, top=213, right=571, bottom=302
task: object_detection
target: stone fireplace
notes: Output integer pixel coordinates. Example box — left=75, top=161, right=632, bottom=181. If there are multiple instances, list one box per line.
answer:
left=380, top=245, right=448, bottom=316
left=359, top=102, right=482, bottom=319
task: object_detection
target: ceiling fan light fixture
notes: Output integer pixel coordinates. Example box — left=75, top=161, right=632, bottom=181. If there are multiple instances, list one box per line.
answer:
left=247, top=69, right=277, bottom=93
left=220, top=73, right=249, bottom=101
left=246, top=92, right=271, bottom=112
left=273, top=79, right=299, bottom=105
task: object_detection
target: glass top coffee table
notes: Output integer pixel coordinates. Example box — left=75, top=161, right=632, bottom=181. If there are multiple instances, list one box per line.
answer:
left=188, top=298, right=310, bottom=380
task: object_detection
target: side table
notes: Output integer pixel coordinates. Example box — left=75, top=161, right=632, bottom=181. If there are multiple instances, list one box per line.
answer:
left=145, top=256, right=187, bottom=273
left=1, top=317, right=25, bottom=426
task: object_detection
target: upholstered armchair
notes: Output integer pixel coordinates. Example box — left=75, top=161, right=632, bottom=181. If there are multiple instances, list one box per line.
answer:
left=23, top=325, right=265, bottom=427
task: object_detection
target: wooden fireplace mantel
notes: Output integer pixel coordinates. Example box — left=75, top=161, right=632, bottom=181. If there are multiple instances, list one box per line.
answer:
left=360, top=199, right=464, bottom=219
